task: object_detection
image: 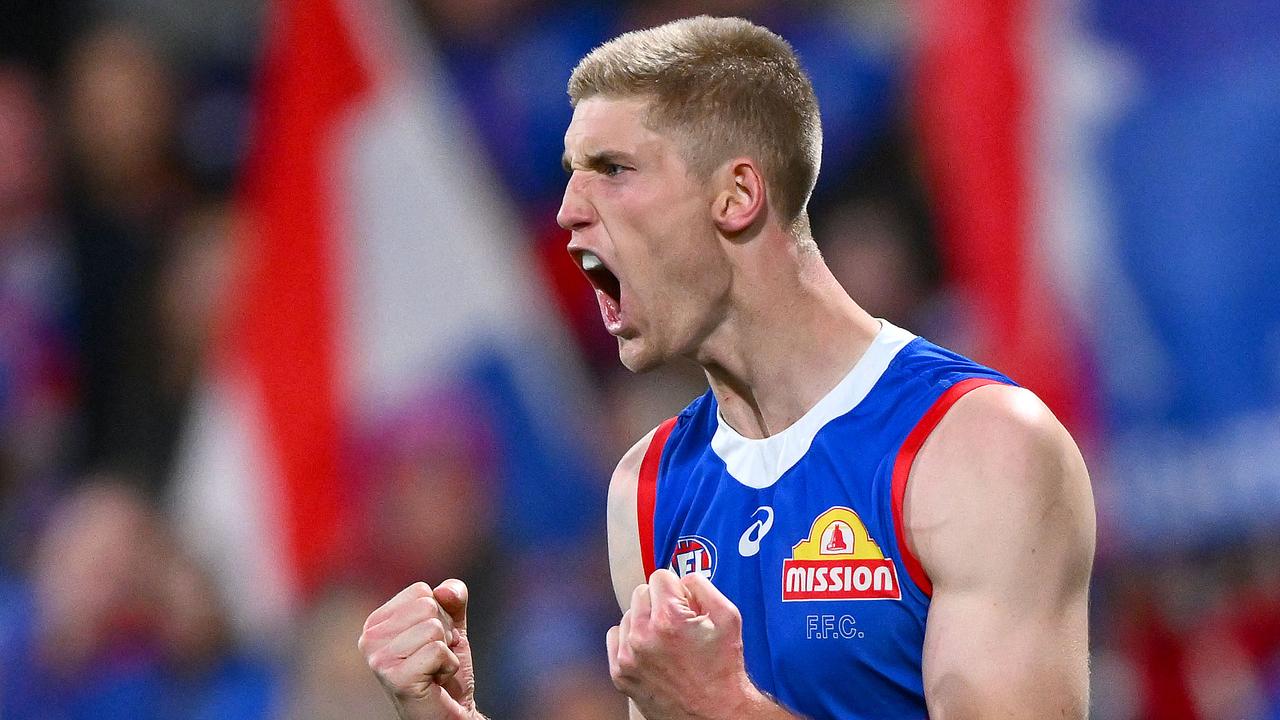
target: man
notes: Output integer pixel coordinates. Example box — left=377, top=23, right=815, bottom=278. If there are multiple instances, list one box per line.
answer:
left=359, top=16, right=1095, bottom=720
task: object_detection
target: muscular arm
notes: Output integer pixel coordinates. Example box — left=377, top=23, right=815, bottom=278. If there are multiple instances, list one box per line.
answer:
left=607, top=428, right=654, bottom=613
left=907, top=385, right=1095, bottom=719
left=606, top=429, right=654, bottom=720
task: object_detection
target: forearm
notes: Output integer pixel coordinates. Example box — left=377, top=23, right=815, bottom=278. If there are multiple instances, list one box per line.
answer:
left=390, top=696, right=489, bottom=720
left=629, top=689, right=806, bottom=720
left=391, top=699, right=490, bottom=720
left=739, top=691, right=806, bottom=720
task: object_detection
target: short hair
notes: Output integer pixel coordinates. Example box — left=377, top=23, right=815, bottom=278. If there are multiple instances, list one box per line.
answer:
left=567, top=16, right=822, bottom=231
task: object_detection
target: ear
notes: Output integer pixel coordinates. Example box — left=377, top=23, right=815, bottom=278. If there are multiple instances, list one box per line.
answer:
left=712, top=159, right=766, bottom=234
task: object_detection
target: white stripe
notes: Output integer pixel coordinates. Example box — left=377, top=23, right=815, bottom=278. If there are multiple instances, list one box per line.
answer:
left=334, top=0, right=590, bottom=425
left=168, top=369, right=294, bottom=644
left=1025, top=0, right=1174, bottom=406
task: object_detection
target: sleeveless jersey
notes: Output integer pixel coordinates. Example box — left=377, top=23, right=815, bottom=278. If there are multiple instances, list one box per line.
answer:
left=637, top=321, right=1014, bottom=719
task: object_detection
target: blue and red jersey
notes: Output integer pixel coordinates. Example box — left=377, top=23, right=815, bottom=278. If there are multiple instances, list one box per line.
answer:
left=636, top=321, right=1014, bottom=719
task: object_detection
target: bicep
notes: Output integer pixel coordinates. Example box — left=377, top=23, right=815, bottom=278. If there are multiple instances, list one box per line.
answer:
left=923, top=575, right=1090, bottom=718
left=909, top=386, right=1095, bottom=718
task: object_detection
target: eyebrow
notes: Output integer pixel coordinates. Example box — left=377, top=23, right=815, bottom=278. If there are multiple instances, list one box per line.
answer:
left=562, top=150, right=634, bottom=174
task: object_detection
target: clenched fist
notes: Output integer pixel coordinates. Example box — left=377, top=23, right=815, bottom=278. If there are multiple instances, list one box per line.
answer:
left=607, top=569, right=783, bottom=720
left=359, top=580, right=485, bottom=720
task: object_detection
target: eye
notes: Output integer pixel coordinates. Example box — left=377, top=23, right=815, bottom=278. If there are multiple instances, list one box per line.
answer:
left=602, top=163, right=626, bottom=177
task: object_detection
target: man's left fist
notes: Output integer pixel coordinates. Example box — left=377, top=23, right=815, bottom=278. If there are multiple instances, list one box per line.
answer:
left=606, top=569, right=766, bottom=720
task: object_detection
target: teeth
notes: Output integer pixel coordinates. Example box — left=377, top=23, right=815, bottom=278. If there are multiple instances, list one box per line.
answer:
left=581, top=252, right=602, bottom=272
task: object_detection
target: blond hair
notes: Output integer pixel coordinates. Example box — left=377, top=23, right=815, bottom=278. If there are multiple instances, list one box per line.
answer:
left=568, top=16, right=822, bottom=233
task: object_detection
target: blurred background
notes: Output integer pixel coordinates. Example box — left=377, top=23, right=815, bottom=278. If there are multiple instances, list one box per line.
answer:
left=1, top=0, right=1278, bottom=718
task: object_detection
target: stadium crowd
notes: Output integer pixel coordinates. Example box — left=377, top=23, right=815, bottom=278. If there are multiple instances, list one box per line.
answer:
left=1, top=0, right=1278, bottom=718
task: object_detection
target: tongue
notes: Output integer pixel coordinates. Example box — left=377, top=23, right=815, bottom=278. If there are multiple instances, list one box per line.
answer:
left=596, top=288, right=621, bottom=328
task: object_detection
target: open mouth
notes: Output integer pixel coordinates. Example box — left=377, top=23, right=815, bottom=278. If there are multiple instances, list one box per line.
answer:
left=577, top=250, right=622, bottom=306
left=575, top=250, right=625, bottom=333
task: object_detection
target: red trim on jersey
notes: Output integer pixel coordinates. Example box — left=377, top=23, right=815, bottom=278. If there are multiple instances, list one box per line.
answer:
left=891, top=377, right=1004, bottom=597
left=638, top=417, right=678, bottom=579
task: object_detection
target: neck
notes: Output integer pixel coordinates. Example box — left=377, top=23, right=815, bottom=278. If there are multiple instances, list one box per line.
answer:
left=694, top=239, right=881, bottom=440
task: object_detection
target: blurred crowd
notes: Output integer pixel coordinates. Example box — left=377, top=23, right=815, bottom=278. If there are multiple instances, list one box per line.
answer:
left=1, top=0, right=1278, bottom=718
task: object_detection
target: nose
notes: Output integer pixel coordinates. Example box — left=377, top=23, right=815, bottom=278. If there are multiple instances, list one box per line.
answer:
left=557, top=173, right=595, bottom=232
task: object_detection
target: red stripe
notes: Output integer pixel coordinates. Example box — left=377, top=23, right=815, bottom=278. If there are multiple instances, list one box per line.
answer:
left=637, top=418, right=678, bottom=579
left=227, top=0, right=372, bottom=596
left=891, top=378, right=1003, bottom=597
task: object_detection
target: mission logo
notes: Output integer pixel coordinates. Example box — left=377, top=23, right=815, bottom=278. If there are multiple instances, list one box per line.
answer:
left=781, top=507, right=900, bottom=601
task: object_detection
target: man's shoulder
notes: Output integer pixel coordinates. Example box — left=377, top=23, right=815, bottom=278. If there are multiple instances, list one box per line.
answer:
left=932, top=383, right=1073, bottom=468
left=611, top=425, right=663, bottom=498
left=918, top=383, right=1081, bottom=504
left=885, top=333, right=1015, bottom=396
left=906, top=383, right=1095, bottom=588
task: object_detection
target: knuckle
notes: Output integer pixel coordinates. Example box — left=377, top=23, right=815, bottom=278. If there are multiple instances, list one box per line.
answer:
left=368, top=649, right=395, bottom=674
left=356, top=632, right=372, bottom=655
left=385, top=666, right=419, bottom=693
left=618, top=633, right=645, bottom=661
left=426, top=639, right=457, bottom=671
left=615, top=651, right=635, bottom=673
left=651, top=616, right=678, bottom=639
left=441, top=649, right=460, bottom=672
left=616, top=653, right=642, bottom=680
left=415, top=595, right=440, bottom=615
left=631, top=636, right=657, bottom=659
left=628, top=625, right=652, bottom=647
left=608, top=670, right=626, bottom=692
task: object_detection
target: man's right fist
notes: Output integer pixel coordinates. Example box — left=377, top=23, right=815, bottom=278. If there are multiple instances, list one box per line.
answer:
left=359, top=580, right=481, bottom=720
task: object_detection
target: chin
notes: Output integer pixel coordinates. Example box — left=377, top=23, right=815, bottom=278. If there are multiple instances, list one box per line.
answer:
left=617, top=337, right=665, bottom=373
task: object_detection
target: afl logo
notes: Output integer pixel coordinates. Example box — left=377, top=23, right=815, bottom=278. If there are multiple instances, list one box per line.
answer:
left=670, top=535, right=717, bottom=580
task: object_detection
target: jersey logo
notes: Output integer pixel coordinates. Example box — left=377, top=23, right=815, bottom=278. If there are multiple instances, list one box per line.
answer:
left=670, top=535, right=717, bottom=580
left=781, top=507, right=901, bottom=601
left=738, top=506, right=774, bottom=557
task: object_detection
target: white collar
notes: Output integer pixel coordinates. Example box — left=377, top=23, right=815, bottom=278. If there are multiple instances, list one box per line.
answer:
left=710, top=319, right=916, bottom=489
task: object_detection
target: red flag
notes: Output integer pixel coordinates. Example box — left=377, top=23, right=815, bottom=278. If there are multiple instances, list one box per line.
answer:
left=912, top=0, right=1094, bottom=435
left=171, top=0, right=587, bottom=637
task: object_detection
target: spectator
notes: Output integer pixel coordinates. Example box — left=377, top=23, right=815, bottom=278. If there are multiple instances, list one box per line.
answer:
left=0, top=64, right=76, bottom=570
left=59, top=23, right=195, bottom=488
left=1, top=479, right=167, bottom=719
left=0, top=479, right=279, bottom=719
